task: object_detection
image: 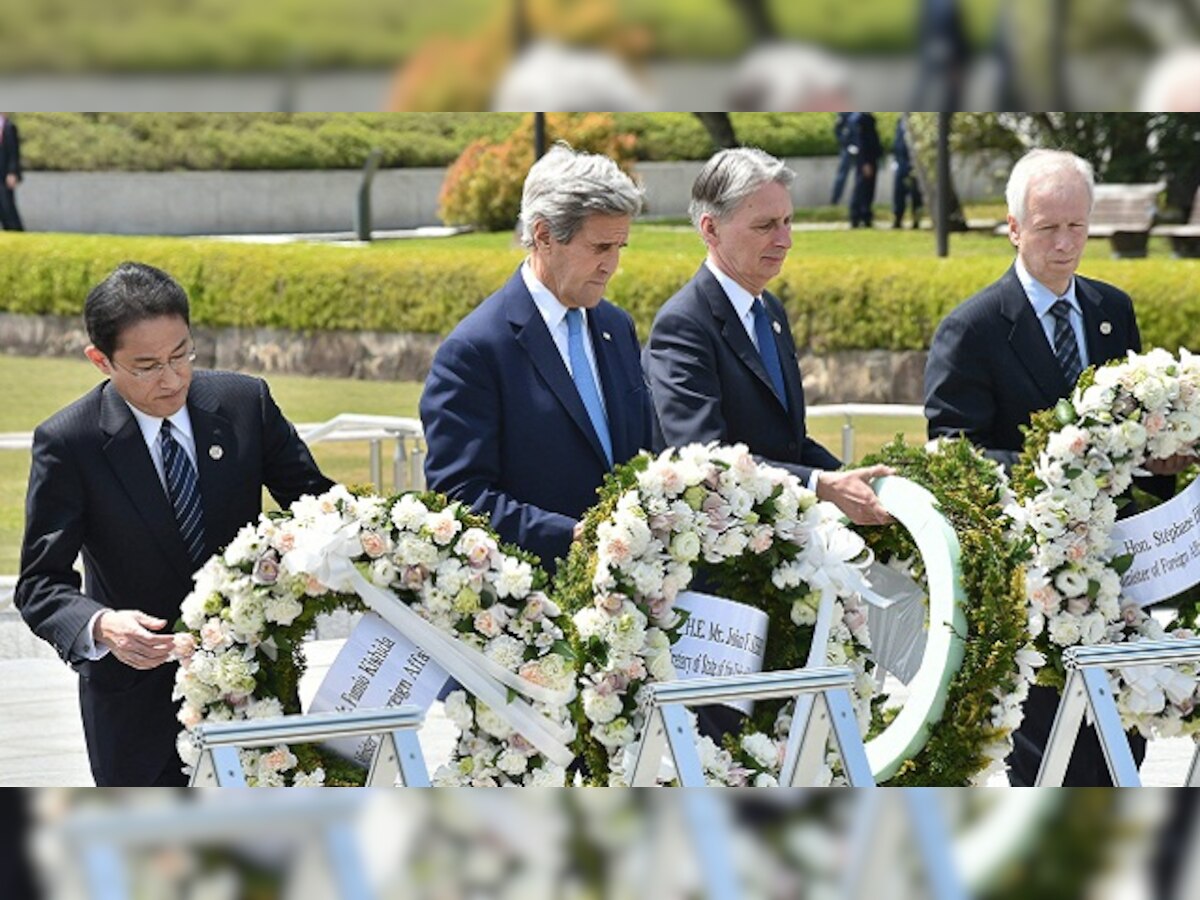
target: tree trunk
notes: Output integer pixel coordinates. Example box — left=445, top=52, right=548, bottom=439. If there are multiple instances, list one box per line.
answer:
left=694, top=113, right=739, bottom=150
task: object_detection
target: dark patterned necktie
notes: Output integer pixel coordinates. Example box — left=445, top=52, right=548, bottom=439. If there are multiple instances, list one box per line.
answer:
left=1050, top=299, right=1083, bottom=387
left=160, top=420, right=206, bottom=566
left=752, top=298, right=788, bottom=407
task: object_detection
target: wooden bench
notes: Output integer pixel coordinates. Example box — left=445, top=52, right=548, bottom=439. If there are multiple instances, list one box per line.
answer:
left=1151, top=186, right=1200, bottom=258
left=1086, top=182, right=1163, bottom=258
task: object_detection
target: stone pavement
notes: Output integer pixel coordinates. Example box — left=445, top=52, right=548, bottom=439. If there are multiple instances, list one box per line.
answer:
left=2, top=604, right=1194, bottom=787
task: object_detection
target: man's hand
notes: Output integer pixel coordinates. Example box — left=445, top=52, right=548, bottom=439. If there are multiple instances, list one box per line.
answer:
left=815, top=465, right=895, bottom=526
left=1145, top=453, right=1196, bottom=477
left=5, top=174, right=16, bottom=190
left=861, top=163, right=874, bottom=179
left=573, top=520, right=585, bottom=541
left=93, top=609, right=177, bottom=670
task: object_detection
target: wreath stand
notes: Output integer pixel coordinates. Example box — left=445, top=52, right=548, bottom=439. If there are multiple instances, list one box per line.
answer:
left=1037, top=638, right=1200, bottom=787
left=189, top=707, right=429, bottom=787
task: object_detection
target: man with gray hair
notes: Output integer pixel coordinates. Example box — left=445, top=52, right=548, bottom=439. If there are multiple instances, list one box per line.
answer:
left=644, top=147, right=892, bottom=525
left=925, top=147, right=1184, bottom=785
left=421, top=144, right=656, bottom=570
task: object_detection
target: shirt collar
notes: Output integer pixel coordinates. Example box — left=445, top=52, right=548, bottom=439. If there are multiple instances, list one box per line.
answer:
left=1015, top=256, right=1079, bottom=320
left=127, top=401, right=195, bottom=448
left=522, top=259, right=582, bottom=333
left=705, top=257, right=758, bottom=321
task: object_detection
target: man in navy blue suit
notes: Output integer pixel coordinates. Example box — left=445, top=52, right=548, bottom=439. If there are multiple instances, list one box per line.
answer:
left=421, top=144, right=656, bottom=571
left=644, top=147, right=891, bottom=526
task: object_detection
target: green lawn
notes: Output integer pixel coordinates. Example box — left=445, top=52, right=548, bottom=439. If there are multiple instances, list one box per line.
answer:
left=0, top=355, right=925, bottom=574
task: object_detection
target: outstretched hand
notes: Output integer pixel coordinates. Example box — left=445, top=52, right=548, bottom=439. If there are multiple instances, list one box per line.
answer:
left=94, top=609, right=177, bottom=670
left=815, top=464, right=895, bottom=526
left=1145, top=453, right=1196, bottom=477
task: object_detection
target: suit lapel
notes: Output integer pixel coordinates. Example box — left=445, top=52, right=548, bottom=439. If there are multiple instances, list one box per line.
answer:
left=98, top=384, right=193, bottom=580
left=188, top=379, right=237, bottom=557
left=1076, top=277, right=1125, bottom=367
left=698, top=266, right=788, bottom=412
left=998, top=267, right=1069, bottom=404
left=505, top=272, right=610, bottom=467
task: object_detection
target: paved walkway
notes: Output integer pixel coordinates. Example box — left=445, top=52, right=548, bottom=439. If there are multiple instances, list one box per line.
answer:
left=2, top=609, right=1193, bottom=787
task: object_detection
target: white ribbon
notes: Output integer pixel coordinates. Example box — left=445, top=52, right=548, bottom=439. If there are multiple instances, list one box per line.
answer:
left=344, top=568, right=578, bottom=767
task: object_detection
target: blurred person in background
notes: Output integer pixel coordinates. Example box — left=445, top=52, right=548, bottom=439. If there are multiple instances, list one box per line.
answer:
left=421, top=144, right=656, bottom=571
left=847, top=112, right=881, bottom=229
left=16, top=262, right=332, bottom=786
left=831, top=112, right=853, bottom=206
left=490, top=41, right=653, bottom=110
left=912, top=0, right=970, bottom=111
left=892, top=115, right=922, bottom=229
left=1138, top=46, right=1200, bottom=110
left=726, top=41, right=852, bottom=112
left=0, top=112, right=24, bottom=231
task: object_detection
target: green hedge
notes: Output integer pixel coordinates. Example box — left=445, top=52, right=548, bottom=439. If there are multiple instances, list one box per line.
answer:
left=19, top=113, right=885, bottom=171
left=2, top=233, right=1196, bottom=355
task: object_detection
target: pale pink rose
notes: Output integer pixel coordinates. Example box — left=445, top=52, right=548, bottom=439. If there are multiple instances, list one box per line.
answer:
left=401, top=565, right=428, bottom=590
left=262, top=748, right=291, bottom=772
left=275, top=532, right=296, bottom=553
left=360, top=531, right=387, bottom=558
left=597, top=592, right=625, bottom=614
left=601, top=533, right=632, bottom=566
left=177, top=706, right=202, bottom=729
left=1066, top=597, right=1091, bottom=616
left=647, top=596, right=670, bottom=619
left=1121, top=605, right=1143, bottom=625
left=304, top=575, right=325, bottom=596
left=1030, top=584, right=1062, bottom=615
left=429, top=514, right=460, bottom=545
left=1066, top=542, right=1087, bottom=563
left=749, top=527, right=773, bottom=554
left=522, top=594, right=547, bottom=621
left=474, top=610, right=502, bottom=638
left=648, top=514, right=671, bottom=532
left=466, top=543, right=492, bottom=569
left=705, top=469, right=722, bottom=490
left=624, top=658, right=647, bottom=681
left=510, top=733, right=534, bottom=754
left=1145, top=413, right=1166, bottom=436
left=200, top=619, right=226, bottom=651
left=659, top=464, right=683, bottom=495
left=252, top=554, right=280, bottom=584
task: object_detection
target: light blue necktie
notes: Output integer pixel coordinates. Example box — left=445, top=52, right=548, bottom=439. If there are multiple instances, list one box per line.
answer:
left=161, top=419, right=206, bottom=566
left=566, top=308, right=613, bottom=467
left=752, top=298, right=788, bottom=407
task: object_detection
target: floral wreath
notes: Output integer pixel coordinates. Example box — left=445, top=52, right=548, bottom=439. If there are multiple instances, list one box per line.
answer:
left=554, top=442, right=877, bottom=786
left=173, top=486, right=577, bottom=786
left=1013, top=348, right=1200, bottom=739
left=856, top=437, right=1038, bottom=785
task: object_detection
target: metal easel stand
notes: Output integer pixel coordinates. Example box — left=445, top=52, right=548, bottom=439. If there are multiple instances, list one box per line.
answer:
left=841, top=789, right=968, bottom=900
left=1036, top=638, right=1200, bottom=787
left=189, top=706, right=430, bottom=787
left=628, top=666, right=875, bottom=787
left=65, top=792, right=373, bottom=900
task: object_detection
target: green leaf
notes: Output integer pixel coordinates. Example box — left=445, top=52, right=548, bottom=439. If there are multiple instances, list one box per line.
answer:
left=1110, top=552, right=1136, bottom=575
left=1054, top=399, right=1078, bottom=426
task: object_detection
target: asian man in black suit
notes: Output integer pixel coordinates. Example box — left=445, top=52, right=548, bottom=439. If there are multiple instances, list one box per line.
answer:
left=16, top=262, right=333, bottom=785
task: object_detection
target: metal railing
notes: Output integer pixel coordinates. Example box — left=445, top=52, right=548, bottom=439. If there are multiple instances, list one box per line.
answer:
left=297, top=413, right=426, bottom=494
left=806, top=403, right=925, bottom=462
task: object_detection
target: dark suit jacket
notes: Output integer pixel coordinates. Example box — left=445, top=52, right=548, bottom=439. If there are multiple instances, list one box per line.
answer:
left=16, top=370, right=333, bottom=785
left=643, top=264, right=841, bottom=485
left=0, top=118, right=20, bottom=181
left=420, top=268, right=656, bottom=570
left=925, top=264, right=1141, bottom=468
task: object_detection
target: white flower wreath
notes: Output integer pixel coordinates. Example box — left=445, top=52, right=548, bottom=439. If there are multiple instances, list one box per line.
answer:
left=173, top=486, right=576, bottom=786
left=1016, top=348, right=1200, bottom=738
left=556, top=443, right=876, bottom=786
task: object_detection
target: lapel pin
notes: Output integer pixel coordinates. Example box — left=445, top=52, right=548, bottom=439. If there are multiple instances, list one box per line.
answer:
left=209, top=445, right=224, bottom=460
left=602, top=331, right=612, bottom=341
left=1100, top=321, right=1112, bottom=335
left=772, top=320, right=782, bottom=334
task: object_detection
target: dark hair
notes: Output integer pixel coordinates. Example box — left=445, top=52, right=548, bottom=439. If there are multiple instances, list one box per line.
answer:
left=84, top=261, right=190, bottom=358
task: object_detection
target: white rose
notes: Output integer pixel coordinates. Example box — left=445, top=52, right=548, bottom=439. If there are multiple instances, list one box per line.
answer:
left=475, top=705, right=514, bottom=740
left=444, top=690, right=474, bottom=730
left=742, top=732, right=778, bottom=769
left=496, top=748, right=529, bottom=776
left=582, top=688, right=623, bottom=724
left=670, top=530, right=701, bottom=563
left=1048, top=616, right=1082, bottom=646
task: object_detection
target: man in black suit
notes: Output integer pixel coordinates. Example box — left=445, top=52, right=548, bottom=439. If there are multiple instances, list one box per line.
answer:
left=421, top=144, right=656, bottom=571
left=16, top=262, right=333, bottom=786
left=644, top=147, right=890, bottom=526
left=0, top=113, right=24, bottom=231
left=925, top=148, right=1188, bottom=785
left=847, top=112, right=881, bottom=229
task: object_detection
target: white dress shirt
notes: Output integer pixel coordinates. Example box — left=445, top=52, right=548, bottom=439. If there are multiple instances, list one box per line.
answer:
left=76, top=403, right=199, bottom=660
left=704, top=258, right=822, bottom=492
left=521, top=260, right=608, bottom=416
left=1015, top=257, right=1089, bottom=370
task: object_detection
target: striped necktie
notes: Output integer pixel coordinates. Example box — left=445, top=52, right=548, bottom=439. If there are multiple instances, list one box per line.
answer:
left=1050, top=299, right=1083, bottom=387
left=160, top=419, right=206, bottom=566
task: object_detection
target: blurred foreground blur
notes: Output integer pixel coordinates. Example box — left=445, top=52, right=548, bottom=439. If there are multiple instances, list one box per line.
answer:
left=1, top=1, right=1198, bottom=110
left=2, top=788, right=1198, bottom=900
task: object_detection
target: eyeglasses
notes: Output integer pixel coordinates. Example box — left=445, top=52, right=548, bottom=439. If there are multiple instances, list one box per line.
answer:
left=109, top=347, right=197, bottom=380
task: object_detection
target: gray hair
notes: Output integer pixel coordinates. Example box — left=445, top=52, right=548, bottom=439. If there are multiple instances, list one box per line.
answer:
left=519, top=143, right=644, bottom=248
left=1005, top=149, right=1095, bottom=225
left=689, top=147, right=795, bottom=229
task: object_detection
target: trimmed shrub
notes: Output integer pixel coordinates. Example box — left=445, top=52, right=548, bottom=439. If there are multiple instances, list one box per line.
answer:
left=438, top=113, right=638, bottom=232
left=1, top=233, right=1195, bottom=356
